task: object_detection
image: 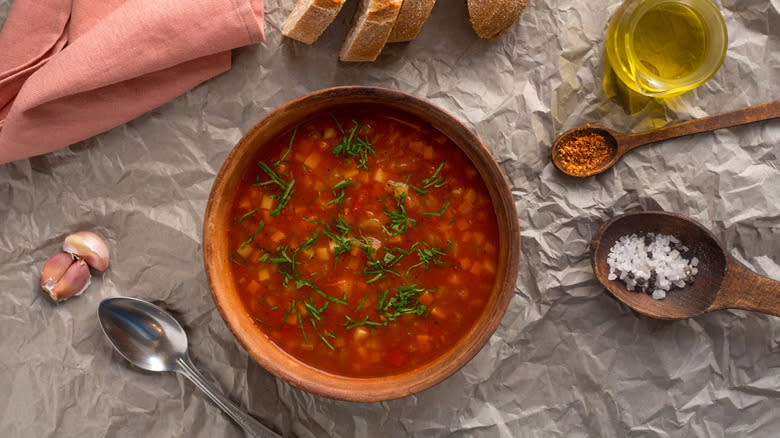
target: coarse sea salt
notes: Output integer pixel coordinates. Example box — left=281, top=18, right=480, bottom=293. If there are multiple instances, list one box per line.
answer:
left=606, top=232, right=698, bottom=300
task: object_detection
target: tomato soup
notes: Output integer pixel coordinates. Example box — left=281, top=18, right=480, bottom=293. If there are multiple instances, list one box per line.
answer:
left=227, top=106, right=499, bottom=378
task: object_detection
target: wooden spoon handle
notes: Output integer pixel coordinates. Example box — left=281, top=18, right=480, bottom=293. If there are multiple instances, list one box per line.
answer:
left=708, top=257, right=780, bottom=316
left=621, top=98, right=780, bottom=151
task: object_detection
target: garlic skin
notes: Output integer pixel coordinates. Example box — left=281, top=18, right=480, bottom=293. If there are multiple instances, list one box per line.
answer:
left=41, top=256, right=92, bottom=301
left=63, top=231, right=109, bottom=272
left=41, top=252, right=75, bottom=293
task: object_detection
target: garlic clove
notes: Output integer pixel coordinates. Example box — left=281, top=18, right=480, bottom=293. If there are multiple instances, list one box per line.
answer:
left=41, top=252, right=75, bottom=293
left=63, top=231, right=109, bottom=271
left=47, top=259, right=91, bottom=302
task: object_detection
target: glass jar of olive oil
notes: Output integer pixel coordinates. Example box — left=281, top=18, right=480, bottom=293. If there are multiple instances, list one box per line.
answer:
left=605, top=0, right=727, bottom=97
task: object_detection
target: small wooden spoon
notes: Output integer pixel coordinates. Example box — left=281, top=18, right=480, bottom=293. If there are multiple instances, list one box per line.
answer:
left=552, top=98, right=780, bottom=177
left=591, top=211, right=780, bottom=320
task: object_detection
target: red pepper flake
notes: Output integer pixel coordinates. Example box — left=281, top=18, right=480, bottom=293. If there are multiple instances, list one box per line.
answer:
left=555, top=131, right=614, bottom=176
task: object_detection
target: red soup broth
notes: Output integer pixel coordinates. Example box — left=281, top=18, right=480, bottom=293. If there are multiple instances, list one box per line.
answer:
left=228, top=106, right=499, bottom=378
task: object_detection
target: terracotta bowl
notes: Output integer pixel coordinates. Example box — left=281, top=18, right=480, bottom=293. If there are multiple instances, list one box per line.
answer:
left=203, top=86, right=521, bottom=401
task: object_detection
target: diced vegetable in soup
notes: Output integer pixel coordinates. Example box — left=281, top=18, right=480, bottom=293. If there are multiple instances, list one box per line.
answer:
left=228, top=106, right=499, bottom=378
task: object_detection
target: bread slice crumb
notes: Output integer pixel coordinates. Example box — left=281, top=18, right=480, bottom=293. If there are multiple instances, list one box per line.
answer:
left=387, top=0, right=437, bottom=43
left=339, top=0, right=403, bottom=62
left=283, top=0, right=347, bottom=44
left=467, top=0, right=529, bottom=40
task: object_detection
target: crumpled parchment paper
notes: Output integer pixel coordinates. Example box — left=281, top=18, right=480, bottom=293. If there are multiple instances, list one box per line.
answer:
left=0, top=0, right=777, bottom=436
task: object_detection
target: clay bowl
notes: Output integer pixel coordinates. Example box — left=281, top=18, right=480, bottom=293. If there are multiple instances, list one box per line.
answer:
left=203, top=86, right=521, bottom=401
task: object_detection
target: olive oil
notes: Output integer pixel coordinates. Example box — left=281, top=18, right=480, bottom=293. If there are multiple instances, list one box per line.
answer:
left=605, top=0, right=727, bottom=97
left=630, top=3, right=707, bottom=80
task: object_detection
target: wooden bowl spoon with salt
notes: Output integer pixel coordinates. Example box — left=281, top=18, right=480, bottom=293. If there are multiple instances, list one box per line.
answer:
left=552, top=98, right=780, bottom=177
left=591, top=211, right=780, bottom=320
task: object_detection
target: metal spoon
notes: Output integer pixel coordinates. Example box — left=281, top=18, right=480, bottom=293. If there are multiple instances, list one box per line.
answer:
left=590, top=211, right=780, bottom=319
left=552, top=98, right=780, bottom=177
left=97, top=296, right=279, bottom=438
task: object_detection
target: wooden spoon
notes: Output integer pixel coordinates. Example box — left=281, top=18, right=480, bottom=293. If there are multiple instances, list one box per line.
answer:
left=591, top=211, right=780, bottom=320
left=552, top=98, right=780, bottom=177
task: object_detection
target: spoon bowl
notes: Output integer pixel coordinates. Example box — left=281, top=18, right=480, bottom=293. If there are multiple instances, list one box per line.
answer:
left=98, top=297, right=279, bottom=437
left=553, top=98, right=780, bottom=177
left=591, top=211, right=780, bottom=319
left=98, top=297, right=187, bottom=372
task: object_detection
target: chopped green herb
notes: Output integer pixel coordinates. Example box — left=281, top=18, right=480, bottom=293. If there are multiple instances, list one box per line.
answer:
left=359, top=245, right=408, bottom=283
left=235, top=209, right=258, bottom=225
left=332, top=121, right=376, bottom=170
left=300, top=230, right=320, bottom=250
left=267, top=245, right=300, bottom=287
left=310, top=318, right=335, bottom=350
left=228, top=254, right=247, bottom=266
left=377, top=289, right=389, bottom=312
left=257, top=253, right=270, bottom=263
left=329, top=112, right=344, bottom=133
left=303, top=216, right=331, bottom=229
left=303, top=295, right=328, bottom=322
left=421, top=200, right=451, bottom=217
left=297, top=309, right=310, bottom=345
left=408, top=238, right=452, bottom=273
left=280, top=300, right=296, bottom=328
left=355, top=295, right=367, bottom=312
left=383, top=193, right=416, bottom=236
left=343, top=315, right=387, bottom=330
left=323, top=229, right=352, bottom=267
left=381, top=284, right=430, bottom=321
left=332, top=179, right=352, bottom=191
left=326, top=179, right=352, bottom=207
left=256, top=161, right=295, bottom=216
left=296, top=278, right=349, bottom=305
left=334, top=213, right=351, bottom=236
left=274, top=125, right=298, bottom=167
left=253, top=317, right=274, bottom=327
left=239, top=220, right=264, bottom=250
left=411, top=161, right=449, bottom=194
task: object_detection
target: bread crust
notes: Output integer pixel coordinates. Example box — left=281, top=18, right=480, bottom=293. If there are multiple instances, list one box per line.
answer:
left=387, top=0, right=437, bottom=43
left=283, top=0, right=347, bottom=44
left=339, top=0, right=403, bottom=62
left=467, top=0, right=529, bottom=40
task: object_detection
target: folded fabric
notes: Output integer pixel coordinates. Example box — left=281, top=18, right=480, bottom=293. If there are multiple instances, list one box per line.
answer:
left=0, top=0, right=264, bottom=164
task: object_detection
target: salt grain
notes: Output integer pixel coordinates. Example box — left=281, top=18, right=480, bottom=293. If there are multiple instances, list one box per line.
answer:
left=606, top=232, right=698, bottom=300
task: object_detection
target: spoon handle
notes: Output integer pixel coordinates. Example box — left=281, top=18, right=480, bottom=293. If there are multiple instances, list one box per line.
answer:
left=176, top=355, right=280, bottom=438
left=621, top=98, right=780, bottom=151
left=709, top=257, right=780, bottom=316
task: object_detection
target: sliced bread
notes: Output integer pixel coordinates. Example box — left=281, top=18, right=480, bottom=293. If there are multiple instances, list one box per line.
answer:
left=387, top=0, right=437, bottom=43
left=467, top=0, right=529, bottom=40
left=339, top=0, right=403, bottom=62
left=283, top=0, right=348, bottom=44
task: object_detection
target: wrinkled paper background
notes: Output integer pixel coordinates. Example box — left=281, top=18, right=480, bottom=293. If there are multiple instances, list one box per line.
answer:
left=1, top=0, right=778, bottom=436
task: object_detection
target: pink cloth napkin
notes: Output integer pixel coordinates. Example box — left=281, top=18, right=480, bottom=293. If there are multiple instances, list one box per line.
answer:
left=0, top=0, right=264, bottom=164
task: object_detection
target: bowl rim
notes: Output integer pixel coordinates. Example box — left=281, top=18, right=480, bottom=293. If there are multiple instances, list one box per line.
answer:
left=203, top=86, right=521, bottom=401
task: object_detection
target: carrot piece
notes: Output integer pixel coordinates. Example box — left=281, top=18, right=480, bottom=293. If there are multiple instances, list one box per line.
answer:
left=430, top=306, right=446, bottom=319
left=237, top=244, right=253, bottom=258
left=315, top=247, right=330, bottom=261
left=324, top=127, right=337, bottom=139
left=246, top=280, right=261, bottom=295
left=418, top=291, right=434, bottom=306
left=270, top=230, right=285, bottom=243
left=258, top=268, right=271, bottom=281
left=304, top=152, right=322, bottom=169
